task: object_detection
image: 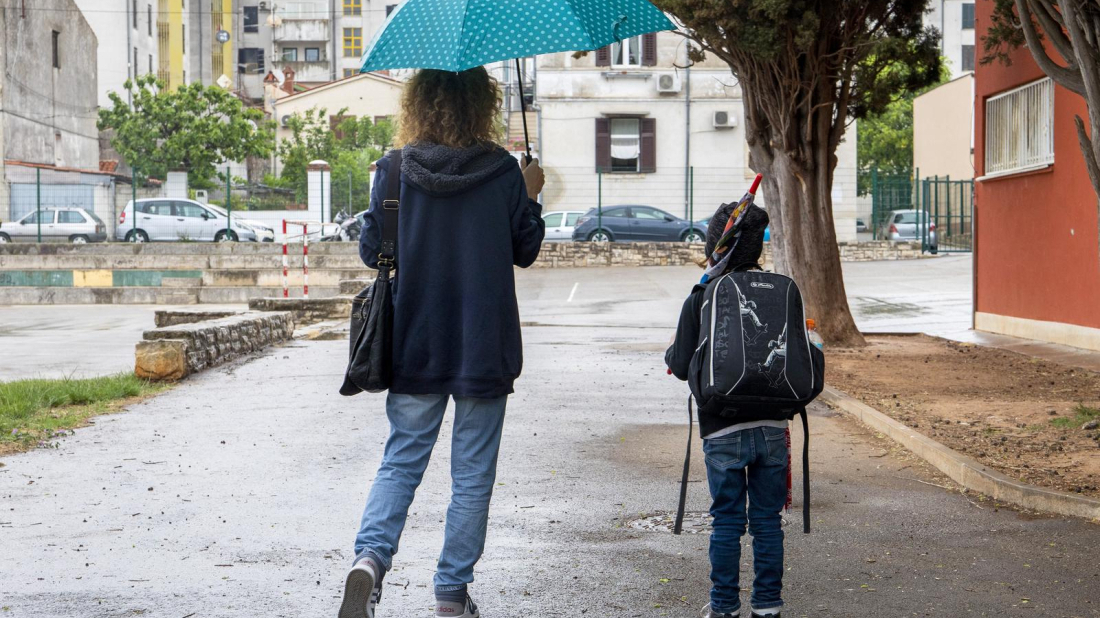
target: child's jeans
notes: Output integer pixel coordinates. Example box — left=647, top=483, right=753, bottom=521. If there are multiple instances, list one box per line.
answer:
left=703, top=425, right=789, bottom=615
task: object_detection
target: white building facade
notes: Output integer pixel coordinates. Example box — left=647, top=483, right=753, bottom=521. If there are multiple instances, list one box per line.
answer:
left=536, top=32, right=858, bottom=243
left=926, top=0, right=977, bottom=78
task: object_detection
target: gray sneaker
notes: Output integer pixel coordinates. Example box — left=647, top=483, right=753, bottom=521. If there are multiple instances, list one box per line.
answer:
left=699, top=603, right=739, bottom=618
left=339, top=559, right=382, bottom=618
left=435, top=595, right=479, bottom=618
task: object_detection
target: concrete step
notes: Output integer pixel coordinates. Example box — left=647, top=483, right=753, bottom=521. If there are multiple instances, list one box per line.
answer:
left=0, top=285, right=342, bottom=304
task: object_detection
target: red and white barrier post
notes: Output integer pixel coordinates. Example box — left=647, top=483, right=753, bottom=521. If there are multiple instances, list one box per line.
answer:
left=282, top=220, right=289, bottom=298
left=283, top=220, right=313, bottom=299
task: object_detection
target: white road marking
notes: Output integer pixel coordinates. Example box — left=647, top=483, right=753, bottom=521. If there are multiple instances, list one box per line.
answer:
left=566, top=282, right=579, bottom=303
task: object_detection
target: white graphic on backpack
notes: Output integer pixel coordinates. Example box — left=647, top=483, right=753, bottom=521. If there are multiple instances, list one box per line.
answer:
left=737, top=286, right=768, bottom=345
left=756, top=324, right=787, bottom=389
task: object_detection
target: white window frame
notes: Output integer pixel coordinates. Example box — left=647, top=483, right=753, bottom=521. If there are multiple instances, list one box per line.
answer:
left=611, top=35, right=643, bottom=68
left=984, top=78, right=1054, bottom=177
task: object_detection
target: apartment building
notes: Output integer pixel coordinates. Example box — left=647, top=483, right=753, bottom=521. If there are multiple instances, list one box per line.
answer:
left=926, top=0, right=977, bottom=78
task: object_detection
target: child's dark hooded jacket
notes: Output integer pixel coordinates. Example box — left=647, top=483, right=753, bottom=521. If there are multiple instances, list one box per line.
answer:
left=359, top=144, right=545, bottom=398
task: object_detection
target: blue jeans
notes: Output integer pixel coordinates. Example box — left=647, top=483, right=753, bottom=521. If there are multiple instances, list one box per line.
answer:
left=703, top=425, right=789, bottom=615
left=354, top=392, right=508, bottom=594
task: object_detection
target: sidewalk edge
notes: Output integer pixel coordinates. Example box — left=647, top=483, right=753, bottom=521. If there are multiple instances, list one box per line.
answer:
left=821, top=386, right=1100, bottom=522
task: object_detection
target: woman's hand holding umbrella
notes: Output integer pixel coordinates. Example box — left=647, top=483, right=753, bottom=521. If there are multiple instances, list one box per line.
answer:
left=521, top=158, right=545, bottom=200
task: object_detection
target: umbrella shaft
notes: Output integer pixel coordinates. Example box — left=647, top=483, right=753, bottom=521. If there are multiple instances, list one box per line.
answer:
left=515, top=58, right=532, bottom=162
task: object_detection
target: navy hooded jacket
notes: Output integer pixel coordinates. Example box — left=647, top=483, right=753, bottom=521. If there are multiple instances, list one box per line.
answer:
left=359, top=143, right=545, bottom=398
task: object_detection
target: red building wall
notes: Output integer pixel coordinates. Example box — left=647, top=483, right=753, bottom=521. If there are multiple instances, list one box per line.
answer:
left=974, top=0, right=1100, bottom=335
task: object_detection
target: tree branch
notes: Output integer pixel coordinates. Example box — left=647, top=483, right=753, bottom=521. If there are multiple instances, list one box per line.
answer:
left=1015, top=0, right=1087, bottom=94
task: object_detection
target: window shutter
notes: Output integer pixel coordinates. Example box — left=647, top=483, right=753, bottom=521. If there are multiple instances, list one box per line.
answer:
left=640, top=118, right=656, bottom=173
left=642, top=33, right=658, bottom=66
left=596, top=45, right=611, bottom=67
left=595, top=118, right=611, bottom=172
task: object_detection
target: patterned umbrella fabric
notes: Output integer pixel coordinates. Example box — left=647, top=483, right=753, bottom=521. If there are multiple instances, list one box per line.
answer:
left=360, top=0, right=675, bottom=72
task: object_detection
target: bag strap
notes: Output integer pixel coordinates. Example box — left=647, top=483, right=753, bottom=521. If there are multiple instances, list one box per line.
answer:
left=673, top=394, right=693, bottom=535
left=378, top=149, right=402, bottom=270
left=799, top=407, right=810, bottom=534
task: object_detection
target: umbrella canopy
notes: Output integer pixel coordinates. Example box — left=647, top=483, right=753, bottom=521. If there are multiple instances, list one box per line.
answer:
left=360, top=0, right=674, bottom=73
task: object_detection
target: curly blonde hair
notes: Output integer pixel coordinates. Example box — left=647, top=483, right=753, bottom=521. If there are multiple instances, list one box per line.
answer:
left=395, top=68, right=503, bottom=148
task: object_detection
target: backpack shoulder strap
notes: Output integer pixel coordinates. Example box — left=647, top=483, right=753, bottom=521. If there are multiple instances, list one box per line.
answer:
left=379, top=149, right=402, bottom=268
left=800, top=406, right=810, bottom=534
left=673, top=394, right=694, bottom=535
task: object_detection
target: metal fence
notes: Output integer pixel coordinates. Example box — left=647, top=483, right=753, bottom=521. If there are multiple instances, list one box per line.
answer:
left=863, top=168, right=973, bottom=254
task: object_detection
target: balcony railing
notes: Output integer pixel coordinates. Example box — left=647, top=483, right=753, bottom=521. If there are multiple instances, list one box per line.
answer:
left=274, top=19, right=330, bottom=42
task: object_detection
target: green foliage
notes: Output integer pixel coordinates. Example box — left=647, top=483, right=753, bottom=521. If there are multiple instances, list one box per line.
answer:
left=1049, top=405, right=1100, bottom=429
left=1, top=373, right=167, bottom=451
left=97, top=75, right=276, bottom=185
left=276, top=108, right=394, bottom=209
left=858, top=63, right=951, bottom=194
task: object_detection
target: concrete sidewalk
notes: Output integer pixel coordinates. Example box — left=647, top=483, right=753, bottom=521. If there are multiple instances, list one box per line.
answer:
left=3, top=266, right=1100, bottom=617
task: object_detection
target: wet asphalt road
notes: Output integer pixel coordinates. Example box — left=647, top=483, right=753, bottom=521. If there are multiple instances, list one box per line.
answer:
left=3, top=262, right=1099, bottom=618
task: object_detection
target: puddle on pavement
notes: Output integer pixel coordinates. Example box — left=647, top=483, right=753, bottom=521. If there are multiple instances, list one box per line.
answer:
left=626, top=511, right=795, bottom=533
left=852, top=297, right=928, bottom=317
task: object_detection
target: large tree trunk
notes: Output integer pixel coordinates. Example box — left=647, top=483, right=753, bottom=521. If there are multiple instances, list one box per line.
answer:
left=750, top=145, right=866, bottom=347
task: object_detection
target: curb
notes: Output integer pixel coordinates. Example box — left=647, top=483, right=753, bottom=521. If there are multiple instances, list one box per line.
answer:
left=820, top=386, right=1100, bottom=522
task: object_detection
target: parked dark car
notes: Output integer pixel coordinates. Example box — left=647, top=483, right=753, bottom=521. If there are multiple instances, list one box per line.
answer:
left=696, top=216, right=771, bottom=242
left=572, top=205, right=706, bottom=242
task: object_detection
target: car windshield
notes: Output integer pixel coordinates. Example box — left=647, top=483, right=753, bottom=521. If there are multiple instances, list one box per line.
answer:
left=204, top=204, right=227, bottom=217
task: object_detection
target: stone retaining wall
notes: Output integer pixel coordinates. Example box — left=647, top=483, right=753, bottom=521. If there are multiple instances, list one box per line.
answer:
left=837, top=241, right=924, bottom=261
left=154, top=309, right=240, bottom=327
left=248, top=297, right=352, bottom=324
left=135, top=311, right=294, bottom=381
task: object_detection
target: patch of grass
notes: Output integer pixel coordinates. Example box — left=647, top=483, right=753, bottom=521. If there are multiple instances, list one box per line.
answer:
left=0, top=373, right=168, bottom=454
left=1049, top=405, right=1100, bottom=429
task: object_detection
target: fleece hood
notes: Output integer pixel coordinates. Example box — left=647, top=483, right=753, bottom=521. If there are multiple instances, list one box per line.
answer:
left=398, top=142, right=517, bottom=197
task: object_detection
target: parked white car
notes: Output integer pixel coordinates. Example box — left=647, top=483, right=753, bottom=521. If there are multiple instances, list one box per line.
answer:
left=116, top=198, right=258, bottom=242
left=0, top=207, right=108, bottom=243
left=542, top=210, right=586, bottom=241
left=203, top=204, right=276, bottom=242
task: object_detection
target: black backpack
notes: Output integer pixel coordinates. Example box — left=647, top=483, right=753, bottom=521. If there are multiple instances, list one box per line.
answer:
left=674, top=269, right=825, bottom=535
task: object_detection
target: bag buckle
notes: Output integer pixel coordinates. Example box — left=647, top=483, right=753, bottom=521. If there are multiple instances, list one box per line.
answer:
left=383, top=199, right=399, bottom=210
left=377, top=253, right=394, bottom=268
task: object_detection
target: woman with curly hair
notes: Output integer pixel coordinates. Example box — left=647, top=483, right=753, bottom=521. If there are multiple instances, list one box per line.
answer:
left=340, top=67, right=545, bottom=618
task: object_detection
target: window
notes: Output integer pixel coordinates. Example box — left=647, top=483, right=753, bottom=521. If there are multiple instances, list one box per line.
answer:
left=238, top=47, right=265, bottom=74
left=132, top=0, right=138, bottom=28
left=596, top=117, right=655, bottom=173
left=984, top=78, right=1054, bottom=175
left=610, top=118, right=640, bottom=172
left=243, top=6, right=259, bottom=33
left=175, top=203, right=209, bottom=218
left=149, top=54, right=154, bottom=74
left=612, top=35, right=641, bottom=67
left=385, top=4, right=397, bottom=16
left=600, top=208, right=629, bottom=218
left=961, top=44, right=975, bottom=72
left=282, top=47, right=299, bottom=62
left=181, top=24, right=186, bottom=53
left=543, top=213, right=563, bottom=227
left=343, top=27, right=362, bottom=57
left=134, top=47, right=139, bottom=77
left=21, top=210, right=55, bottom=225
left=632, top=207, right=669, bottom=220
left=52, top=30, right=60, bottom=68
left=58, top=211, right=86, bottom=224
left=565, top=213, right=582, bottom=226
left=304, top=47, right=320, bottom=62
left=961, top=3, right=975, bottom=29
left=148, top=5, right=152, bottom=36
left=343, top=68, right=356, bottom=78
left=138, top=201, right=173, bottom=216
left=343, top=0, right=361, bottom=15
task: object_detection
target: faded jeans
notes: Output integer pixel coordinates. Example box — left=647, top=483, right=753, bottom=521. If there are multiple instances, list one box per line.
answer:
left=703, top=425, right=789, bottom=615
left=354, top=392, right=507, bottom=595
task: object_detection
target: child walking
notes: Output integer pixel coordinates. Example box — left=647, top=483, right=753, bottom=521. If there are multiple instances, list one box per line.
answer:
left=665, top=201, right=787, bottom=618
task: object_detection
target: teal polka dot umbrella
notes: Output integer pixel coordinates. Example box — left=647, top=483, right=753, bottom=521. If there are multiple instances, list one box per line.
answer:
left=360, top=0, right=675, bottom=157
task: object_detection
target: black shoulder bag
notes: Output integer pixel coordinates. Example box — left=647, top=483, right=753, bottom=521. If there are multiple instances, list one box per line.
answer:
left=340, top=149, right=401, bottom=396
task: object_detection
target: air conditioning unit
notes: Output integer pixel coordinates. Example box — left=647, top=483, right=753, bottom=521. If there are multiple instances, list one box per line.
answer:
left=280, top=114, right=292, bottom=127
left=656, top=73, right=682, bottom=94
left=713, top=110, right=737, bottom=129
left=194, top=190, right=209, bottom=204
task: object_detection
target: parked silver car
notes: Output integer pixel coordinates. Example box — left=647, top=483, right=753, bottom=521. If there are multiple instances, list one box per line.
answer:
left=0, top=207, right=108, bottom=243
left=878, top=209, right=937, bottom=253
left=542, top=210, right=586, bottom=241
left=204, top=204, right=276, bottom=242
left=116, top=198, right=258, bottom=242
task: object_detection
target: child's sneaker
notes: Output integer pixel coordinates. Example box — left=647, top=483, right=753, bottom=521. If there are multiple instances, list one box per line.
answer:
left=699, top=603, right=739, bottom=618
left=435, top=595, right=479, bottom=617
left=338, top=558, right=382, bottom=618
left=750, top=613, right=781, bottom=618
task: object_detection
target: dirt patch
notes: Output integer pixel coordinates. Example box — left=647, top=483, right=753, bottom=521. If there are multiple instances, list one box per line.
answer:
left=828, top=335, right=1100, bottom=498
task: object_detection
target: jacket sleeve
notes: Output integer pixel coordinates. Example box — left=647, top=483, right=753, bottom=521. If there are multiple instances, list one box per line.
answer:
left=511, top=171, right=545, bottom=268
left=665, top=288, right=703, bottom=381
left=358, top=159, right=389, bottom=270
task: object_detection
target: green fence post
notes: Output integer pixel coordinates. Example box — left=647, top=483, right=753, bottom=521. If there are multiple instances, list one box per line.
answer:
left=36, top=168, right=42, bottom=243
left=131, top=166, right=137, bottom=240
left=597, top=170, right=603, bottom=240
left=226, top=165, right=232, bottom=240
left=689, top=166, right=694, bottom=224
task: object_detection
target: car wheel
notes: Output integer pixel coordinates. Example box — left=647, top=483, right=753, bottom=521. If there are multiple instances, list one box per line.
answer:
left=70, top=235, right=90, bottom=244
left=681, top=229, right=704, bottom=243
left=587, top=229, right=612, bottom=242
left=126, top=230, right=149, bottom=243
left=215, top=230, right=238, bottom=242
left=0, top=233, right=9, bottom=243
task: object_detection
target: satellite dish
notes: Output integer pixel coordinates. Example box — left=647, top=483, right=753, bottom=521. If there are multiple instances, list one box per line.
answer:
left=216, top=74, right=232, bottom=89
left=215, top=29, right=230, bottom=44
